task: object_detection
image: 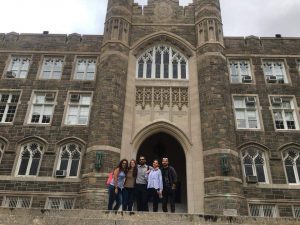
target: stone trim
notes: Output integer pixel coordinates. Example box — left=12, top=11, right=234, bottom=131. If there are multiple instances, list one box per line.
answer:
left=226, top=53, right=300, bottom=58
left=86, top=145, right=120, bottom=154
left=203, top=149, right=239, bottom=157
left=205, top=194, right=246, bottom=199
left=204, top=176, right=243, bottom=183
left=0, top=50, right=102, bottom=55
left=248, top=199, right=300, bottom=204
left=0, top=176, right=80, bottom=183
left=243, top=183, right=300, bottom=189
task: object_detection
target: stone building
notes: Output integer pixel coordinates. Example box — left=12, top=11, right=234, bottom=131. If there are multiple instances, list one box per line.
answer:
left=0, top=0, right=300, bottom=218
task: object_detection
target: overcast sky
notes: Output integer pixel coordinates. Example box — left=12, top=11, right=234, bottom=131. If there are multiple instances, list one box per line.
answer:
left=0, top=0, right=299, bottom=37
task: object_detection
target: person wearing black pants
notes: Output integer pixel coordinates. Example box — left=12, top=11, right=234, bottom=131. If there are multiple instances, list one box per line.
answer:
left=161, top=157, right=177, bottom=213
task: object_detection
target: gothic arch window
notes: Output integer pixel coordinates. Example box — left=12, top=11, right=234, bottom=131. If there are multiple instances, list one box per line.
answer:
left=56, top=143, right=82, bottom=178
left=241, top=148, right=269, bottom=183
left=136, top=45, right=188, bottom=80
left=283, top=148, right=300, bottom=184
left=16, top=142, right=43, bottom=176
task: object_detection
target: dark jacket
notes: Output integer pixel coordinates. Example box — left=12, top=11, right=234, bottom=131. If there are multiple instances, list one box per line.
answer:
left=161, top=166, right=177, bottom=188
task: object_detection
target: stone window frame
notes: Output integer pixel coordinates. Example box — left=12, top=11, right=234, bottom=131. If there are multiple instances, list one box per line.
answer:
left=62, top=91, right=93, bottom=127
left=227, top=58, right=255, bottom=84
left=232, top=94, right=264, bottom=131
left=45, top=197, right=75, bottom=210
left=2, top=54, right=33, bottom=79
left=24, top=90, right=58, bottom=126
left=268, top=95, right=300, bottom=132
left=261, top=58, right=291, bottom=84
left=54, top=142, right=83, bottom=178
left=136, top=44, right=189, bottom=80
left=37, top=55, right=66, bottom=80
left=1, top=196, right=32, bottom=208
left=14, top=140, right=46, bottom=177
left=281, top=147, right=300, bottom=185
left=71, top=55, right=98, bottom=81
left=248, top=203, right=278, bottom=218
left=0, top=90, right=22, bottom=125
left=240, top=145, right=271, bottom=184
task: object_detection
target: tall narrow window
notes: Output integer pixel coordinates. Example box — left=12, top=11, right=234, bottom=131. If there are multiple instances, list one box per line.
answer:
left=28, top=92, right=56, bottom=124
left=65, top=93, right=92, bottom=125
left=16, top=142, right=43, bottom=176
left=0, top=92, right=20, bottom=123
left=5, top=56, right=30, bottom=79
left=56, top=143, right=82, bottom=177
left=233, top=96, right=261, bottom=129
left=229, top=60, right=252, bottom=83
left=270, top=97, right=299, bottom=130
left=242, top=149, right=268, bottom=183
left=40, top=57, right=64, bottom=79
left=283, top=149, right=300, bottom=184
left=74, top=58, right=96, bottom=80
left=263, top=60, right=288, bottom=84
left=136, top=45, right=188, bottom=80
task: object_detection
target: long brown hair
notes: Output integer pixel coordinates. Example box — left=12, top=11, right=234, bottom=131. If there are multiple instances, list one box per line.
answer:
left=117, top=159, right=128, bottom=174
left=128, top=159, right=137, bottom=178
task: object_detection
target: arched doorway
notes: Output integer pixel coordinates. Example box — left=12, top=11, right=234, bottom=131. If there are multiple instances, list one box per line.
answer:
left=137, top=132, right=187, bottom=211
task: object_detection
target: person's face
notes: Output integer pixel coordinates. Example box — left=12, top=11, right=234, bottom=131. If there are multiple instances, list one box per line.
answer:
left=122, top=161, right=128, bottom=169
left=139, top=157, right=146, bottom=165
left=130, top=160, right=136, bottom=167
left=162, top=158, right=169, bottom=167
left=153, top=160, right=159, bottom=168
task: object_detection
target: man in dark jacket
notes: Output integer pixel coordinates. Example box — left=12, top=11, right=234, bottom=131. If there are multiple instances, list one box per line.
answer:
left=161, top=157, right=177, bottom=213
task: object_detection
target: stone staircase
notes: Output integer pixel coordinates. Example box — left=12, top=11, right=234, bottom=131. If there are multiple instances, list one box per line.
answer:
left=0, top=208, right=299, bottom=225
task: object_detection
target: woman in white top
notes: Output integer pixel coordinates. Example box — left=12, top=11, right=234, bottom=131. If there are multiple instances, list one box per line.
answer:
left=147, top=159, right=163, bottom=212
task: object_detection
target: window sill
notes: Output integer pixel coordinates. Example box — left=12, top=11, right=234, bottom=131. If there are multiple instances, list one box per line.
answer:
left=236, top=129, right=263, bottom=132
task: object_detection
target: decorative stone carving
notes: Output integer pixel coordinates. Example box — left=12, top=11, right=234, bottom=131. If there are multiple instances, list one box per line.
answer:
left=154, top=2, right=173, bottom=21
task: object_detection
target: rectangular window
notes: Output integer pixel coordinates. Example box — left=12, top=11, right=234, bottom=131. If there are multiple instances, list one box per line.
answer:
left=294, top=205, right=300, bottom=218
left=249, top=204, right=277, bottom=217
left=2, top=196, right=31, bottom=208
left=233, top=96, right=261, bottom=129
left=74, top=58, right=96, bottom=80
left=270, top=97, right=299, bottom=130
left=40, top=57, right=64, bottom=79
left=229, top=60, right=252, bottom=83
left=0, top=92, right=20, bottom=123
left=28, top=92, right=56, bottom=124
left=263, top=60, right=288, bottom=84
left=45, top=197, right=74, bottom=210
left=65, top=93, right=92, bottom=125
left=6, top=56, right=30, bottom=79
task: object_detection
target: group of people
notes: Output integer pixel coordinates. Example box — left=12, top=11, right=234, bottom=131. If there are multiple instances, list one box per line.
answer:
left=107, top=156, right=177, bottom=213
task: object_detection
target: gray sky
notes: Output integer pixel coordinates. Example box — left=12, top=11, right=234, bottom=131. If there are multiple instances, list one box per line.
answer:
left=0, top=0, right=299, bottom=37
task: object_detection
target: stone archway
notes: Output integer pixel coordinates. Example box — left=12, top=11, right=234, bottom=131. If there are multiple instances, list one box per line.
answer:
left=136, top=132, right=187, bottom=212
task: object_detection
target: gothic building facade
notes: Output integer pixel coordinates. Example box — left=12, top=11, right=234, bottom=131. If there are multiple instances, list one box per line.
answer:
left=0, top=0, right=300, bottom=217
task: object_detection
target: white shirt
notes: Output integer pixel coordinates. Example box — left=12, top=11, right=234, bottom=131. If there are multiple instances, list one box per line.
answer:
left=147, top=168, right=163, bottom=191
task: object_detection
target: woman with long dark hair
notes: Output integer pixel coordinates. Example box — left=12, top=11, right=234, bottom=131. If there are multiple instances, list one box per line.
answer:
left=122, top=159, right=137, bottom=211
left=107, top=159, right=128, bottom=210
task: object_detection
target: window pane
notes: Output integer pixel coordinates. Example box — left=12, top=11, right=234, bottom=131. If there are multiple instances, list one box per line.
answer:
left=18, top=158, right=29, bottom=175
left=29, top=158, right=40, bottom=175
left=146, top=59, right=152, bottom=78
left=60, top=159, right=69, bottom=171
left=138, top=60, right=144, bottom=78
left=286, top=165, right=297, bottom=183
left=69, top=159, right=79, bottom=176
left=155, top=52, right=161, bottom=78
left=256, top=164, right=266, bottom=182
left=244, top=165, right=253, bottom=176
left=172, top=61, right=178, bottom=79
left=163, top=51, right=169, bottom=78
left=181, top=61, right=186, bottom=79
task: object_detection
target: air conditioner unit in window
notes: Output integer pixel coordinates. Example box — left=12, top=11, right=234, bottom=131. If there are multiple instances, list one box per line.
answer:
left=6, top=71, right=16, bottom=78
left=271, top=97, right=282, bottom=106
left=277, top=78, right=285, bottom=84
left=55, top=170, right=67, bottom=177
left=246, top=175, right=258, bottom=183
left=45, top=93, right=55, bottom=101
left=70, top=94, right=80, bottom=102
left=267, top=75, right=277, bottom=83
left=245, top=97, right=256, bottom=106
left=242, top=75, right=252, bottom=83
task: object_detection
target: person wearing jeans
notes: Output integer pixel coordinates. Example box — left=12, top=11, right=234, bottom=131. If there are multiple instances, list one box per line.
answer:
left=107, top=159, right=128, bottom=210
left=122, top=159, right=137, bottom=211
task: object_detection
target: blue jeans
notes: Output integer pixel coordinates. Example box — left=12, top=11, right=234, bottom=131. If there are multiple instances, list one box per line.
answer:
left=107, top=185, right=122, bottom=210
left=122, top=187, right=135, bottom=211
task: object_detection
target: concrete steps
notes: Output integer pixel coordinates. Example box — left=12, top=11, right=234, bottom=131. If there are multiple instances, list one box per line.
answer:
left=0, top=209, right=299, bottom=225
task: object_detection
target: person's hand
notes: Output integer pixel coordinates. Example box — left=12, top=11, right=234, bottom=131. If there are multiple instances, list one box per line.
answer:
left=115, top=188, right=118, bottom=194
left=146, top=169, right=151, bottom=174
left=172, top=184, right=176, bottom=190
left=157, top=191, right=163, bottom=199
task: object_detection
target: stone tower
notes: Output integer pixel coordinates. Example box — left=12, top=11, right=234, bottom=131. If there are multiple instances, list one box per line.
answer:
left=194, top=0, right=247, bottom=215
left=80, top=0, right=133, bottom=208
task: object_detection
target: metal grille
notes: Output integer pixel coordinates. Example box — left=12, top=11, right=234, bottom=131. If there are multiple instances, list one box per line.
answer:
left=46, top=198, right=74, bottom=210
left=294, top=206, right=300, bottom=218
left=249, top=204, right=276, bottom=217
left=2, top=196, right=31, bottom=208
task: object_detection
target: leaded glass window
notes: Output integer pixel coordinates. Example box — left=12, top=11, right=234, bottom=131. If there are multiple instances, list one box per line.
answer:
left=263, top=60, right=288, bottom=83
left=74, top=58, right=96, bottom=80
left=136, top=45, right=188, bottom=80
left=242, top=148, right=268, bottom=183
left=16, top=143, right=43, bottom=176
left=229, top=60, right=252, bottom=83
left=283, top=149, right=300, bottom=184
left=40, top=57, right=64, bottom=79
left=0, top=92, right=20, bottom=123
left=57, top=143, right=82, bottom=177
left=6, top=56, right=30, bottom=79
